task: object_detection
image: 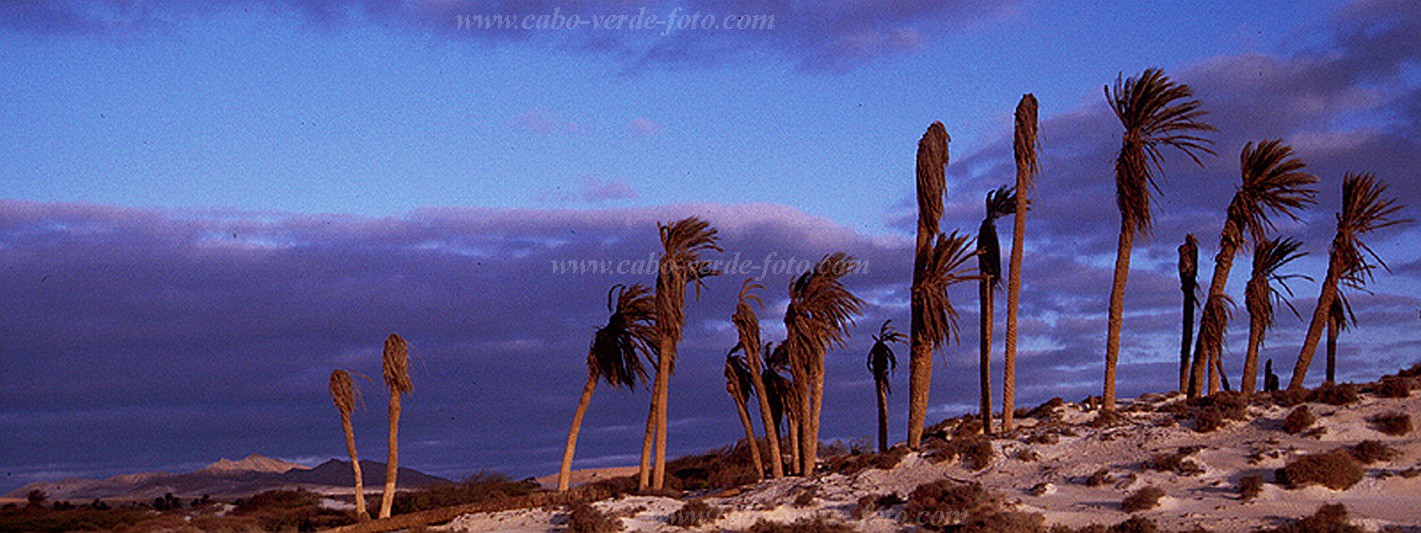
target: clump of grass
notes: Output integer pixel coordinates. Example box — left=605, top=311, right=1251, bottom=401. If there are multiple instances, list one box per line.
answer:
left=1257, top=503, right=1361, bottom=533
left=1277, top=450, right=1364, bottom=490
left=1120, top=486, right=1165, bottom=513
left=1015, top=449, right=1041, bottom=462
left=792, top=485, right=818, bottom=508
left=1238, top=474, right=1264, bottom=501
left=1027, top=397, right=1066, bottom=420
left=1088, top=410, right=1127, bottom=428
left=1373, top=376, right=1412, bottom=398
left=1186, top=391, right=1248, bottom=433
left=1310, top=382, right=1359, bottom=406
left=852, top=493, right=905, bottom=519
left=924, top=434, right=994, bottom=470
left=1282, top=405, right=1316, bottom=434
left=1271, top=387, right=1310, bottom=408
left=1368, top=411, right=1412, bottom=436
left=749, top=513, right=855, bottom=532
left=824, top=446, right=908, bottom=476
left=1024, top=432, right=1059, bottom=445
left=663, top=444, right=762, bottom=491
left=393, top=473, right=537, bottom=514
left=666, top=499, right=721, bottom=528
left=903, top=480, right=999, bottom=530
left=1143, top=448, right=1203, bottom=476
left=566, top=500, right=621, bottom=533
left=1085, top=468, right=1111, bottom=487
left=1347, top=440, right=1399, bottom=464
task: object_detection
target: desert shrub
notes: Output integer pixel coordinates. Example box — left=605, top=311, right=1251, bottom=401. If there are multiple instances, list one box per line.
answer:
left=955, top=416, right=985, bottom=436
left=1238, top=474, right=1264, bottom=501
left=1347, top=440, right=1399, bottom=464
left=903, top=480, right=999, bottom=531
left=1310, top=382, right=1359, bottom=406
left=852, top=493, right=905, bottom=519
left=1193, top=408, right=1225, bottom=433
left=663, top=444, right=761, bottom=491
left=1283, top=405, right=1317, bottom=434
left=1025, top=432, right=1060, bottom=445
left=666, top=499, right=721, bottom=528
left=566, top=500, right=622, bottom=533
left=1086, top=468, right=1111, bottom=487
left=231, top=489, right=355, bottom=531
left=749, top=513, right=855, bottom=532
left=1143, top=449, right=1202, bottom=476
left=1374, top=376, right=1413, bottom=398
left=792, top=485, right=818, bottom=508
left=1398, top=362, right=1421, bottom=378
left=924, top=434, right=994, bottom=470
left=1016, top=449, right=1041, bottom=462
left=1271, top=387, right=1310, bottom=408
left=0, top=507, right=153, bottom=533
left=956, top=509, right=1046, bottom=533
left=824, top=446, right=908, bottom=476
left=1088, top=410, right=1127, bottom=428
left=1120, top=486, right=1165, bottom=513
left=1368, top=411, right=1413, bottom=436
left=1257, top=503, right=1361, bottom=533
left=1027, top=397, right=1066, bottom=419
left=1187, top=391, right=1248, bottom=432
left=393, top=472, right=536, bottom=514
left=1278, top=450, right=1364, bottom=490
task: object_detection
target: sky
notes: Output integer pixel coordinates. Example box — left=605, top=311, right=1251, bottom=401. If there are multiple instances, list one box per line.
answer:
left=2, top=0, right=1420, bottom=493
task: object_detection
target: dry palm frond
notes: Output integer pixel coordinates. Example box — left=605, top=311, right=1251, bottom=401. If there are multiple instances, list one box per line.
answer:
left=330, top=370, right=357, bottom=415
left=912, top=231, right=980, bottom=349
left=1179, top=234, right=1200, bottom=300
left=867, top=320, right=905, bottom=393
left=1246, top=237, right=1310, bottom=336
left=589, top=283, right=656, bottom=390
left=1327, top=290, right=1357, bottom=333
left=1106, top=68, right=1216, bottom=236
left=1014, top=94, right=1040, bottom=191
left=382, top=334, right=412, bottom=395
left=1331, top=172, right=1411, bottom=284
left=724, top=352, right=756, bottom=404
left=916, top=122, right=951, bottom=233
left=765, top=341, right=790, bottom=373
left=732, top=278, right=765, bottom=355
left=1231, top=140, right=1318, bottom=246
left=1196, top=293, right=1236, bottom=359
left=761, top=367, right=795, bottom=431
left=785, top=253, right=865, bottom=359
left=977, top=187, right=1020, bottom=289
left=656, top=217, right=723, bottom=349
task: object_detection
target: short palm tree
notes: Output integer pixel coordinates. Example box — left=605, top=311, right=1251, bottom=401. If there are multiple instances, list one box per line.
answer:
left=976, top=186, right=1017, bottom=435
left=1241, top=238, right=1307, bottom=396
left=1325, top=291, right=1356, bottom=384
left=1290, top=173, right=1408, bottom=389
left=379, top=333, right=412, bottom=519
left=866, top=320, right=904, bottom=452
left=731, top=279, right=783, bottom=478
left=328, top=370, right=368, bottom=521
left=1102, top=68, right=1216, bottom=411
left=908, top=121, right=950, bottom=449
left=724, top=351, right=764, bottom=480
left=557, top=284, right=655, bottom=492
left=1002, top=93, right=1039, bottom=434
left=1190, top=139, right=1316, bottom=397
left=909, top=230, right=979, bottom=445
left=1177, top=234, right=1200, bottom=393
left=784, top=252, right=863, bottom=474
left=763, top=342, right=801, bottom=475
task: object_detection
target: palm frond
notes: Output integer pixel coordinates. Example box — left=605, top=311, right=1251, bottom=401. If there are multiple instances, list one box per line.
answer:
left=1246, top=237, right=1310, bottom=334
left=1231, top=139, right=1318, bottom=245
left=1178, top=233, right=1200, bottom=302
left=1196, top=292, right=1236, bottom=359
left=382, top=333, right=412, bottom=395
left=589, top=283, right=656, bottom=390
left=1014, top=94, right=1040, bottom=192
left=1327, top=290, right=1357, bottom=333
left=1331, top=172, right=1411, bottom=284
left=912, top=230, right=980, bottom=349
left=976, top=187, right=1019, bottom=289
left=724, top=351, right=755, bottom=405
left=867, top=320, right=904, bottom=393
left=916, top=122, right=951, bottom=233
left=329, top=369, right=357, bottom=416
left=656, top=217, right=723, bottom=353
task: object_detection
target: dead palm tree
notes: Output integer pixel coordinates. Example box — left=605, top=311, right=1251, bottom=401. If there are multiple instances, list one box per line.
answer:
left=866, top=320, right=904, bottom=452
left=328, top=370, right=368, bottom=521
left=731, top=279, right=783, bottom=478
left=1241, top=237, right=1307, bottom=396
left=1325, top=291, right=1356, bottom=384
left=909, top=230, right=979, bottom=446
left=1177, top=234, right=1200, bottom=393
left=1102, top=68, right=1216, bottom=411
left=1290, top=173, right=1408, bottom=389
left=557, top=284, right=655, bottom=492
left=724, top=351, right=764, bottom=480
left=1002, top=94, right=1039, bottom=434
left=379, top=333, right=411, bottom=519
left=784, top=252, right=863, bottom=474
left=908, top=122, right=950, bottom=449
left=640, top=217, right=721, bottom=491
left=1190, top=139, right=1317, bottom=397
left=977, top=186, right=1017, bottom=435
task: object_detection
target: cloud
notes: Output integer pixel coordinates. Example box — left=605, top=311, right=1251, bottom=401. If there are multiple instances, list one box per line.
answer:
left=626, top=117, right=660, bottom=137
left=506, top=107, right=581, bottom=134
left=538, top=177, right=639, bottom=204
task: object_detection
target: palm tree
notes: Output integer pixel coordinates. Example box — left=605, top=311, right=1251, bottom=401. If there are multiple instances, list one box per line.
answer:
left=1002, top=93, right=1039, bottom=434
left=731, top=279, right=783, bottom=478
left=379, top=333, right=412, bottom=519
left=724, top=351, right=764, bottom=480
left=557, top=284, right=656, bottom=492
left=909, top=230, right=979, bottom=445
left=977, top=186, right=1017, bottom=434
left=1177, top=234, right=1200, bottom=393
left=1102, top=68, right=1216, bottom=411
left=1189, top=139, right=1317, bottom=397
left=1290, top=173, right=1408, bottom=389
left=1241, top=238, right=1307, bottom=396
left=764, top=342, right=801, bottom=475
left=784, top=252, right=863, bottom=474
left=908, top=121, right=950, bottom=450
left=866, top=320, right=904, bottom=452
left=1325, top=291, right=1355, bottom=384
left=328, top=370, right=368, bottom=521
left=640, top=217, right=721, bottom=491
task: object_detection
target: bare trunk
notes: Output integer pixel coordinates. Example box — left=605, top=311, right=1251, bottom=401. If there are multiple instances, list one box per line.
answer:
left=808, top=366, right=824, bottom=475
left=1191, top=238, right=1238, bottom=397
left=978, top=280, right=993, bottom=435
left=786, top=414, right=801, bottom=476
left=1179, top=284, right=1196, bottom=393
left=557, top=375, right=598, bottom=492
left=731, top=393, right=764, bottom=480
left=1103, top=223, right=1134, bottom=412
left=1290, top=262, right=1340, bottom=389
left=379, top=392, right=401, bottom=519
left=744, top=345, right=783, bottom=478
left=797, top=368, right=816, bottom=476
left=651, top=337, right=674, bottom=490
left=1003, top=189, right=1026, bottom=434
left=1241, top=314, right=1263, bottom=397
left=637, top=394, right=656, bottom=491
left=1326, top=317, right=1338, bottom=384
left=1213, top=351, right=1231, bottom=392
left=875, top=382, right=889, bottom=453
left=906, top=335, right=932, bottom=448
left=341, top=413, right=368, bottom=521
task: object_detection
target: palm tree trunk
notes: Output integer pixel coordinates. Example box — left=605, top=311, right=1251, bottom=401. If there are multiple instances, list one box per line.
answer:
left=731, top=393, right=764, bottom=480
left=1103, top=222, right=1135, bottom=412
left=557, top=375, right=598, bottom=492
left=1191, top=239, right=1238, bottom=397
left=796, top=368, right=816, bottom=475
left=978, top=279, right=993, bottom=435
left=340, top=412, right=368, bottom=521
left=1003, top=197, right=1026, bottom=435
left=1213, top=351, right=1231, bottom=392
left=1179, top=285, right=1196, bottom=393
left=1241, top=315, right=1263, bottom=397
left=1325, top=317, right=1338, bottom=384
left=786, top=413, right=801, bottom=476
left=875, top=381, right=889, bottom=453
left=808, top=367, right=824, bottom=474
left=744, top=347, right=783, bottom=478
left=379, top=392, right=401, bottom=519
left=1290, top=262, right=1340, bottom=389
left=651, top=338, right=675, bottom=490
left=906, top=334, right=932, bottom=448
left=637, top=395, right=656, bottom=491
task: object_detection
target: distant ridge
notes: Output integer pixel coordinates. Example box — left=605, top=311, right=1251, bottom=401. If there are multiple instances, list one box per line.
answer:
left=198, top=454, right=310, bottom=475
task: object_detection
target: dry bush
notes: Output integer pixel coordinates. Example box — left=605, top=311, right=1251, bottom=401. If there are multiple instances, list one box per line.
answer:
left=666, top=499, right=721, bottom=528
left=1257, top=503, right=1361, bottom=533
left=1373, top=376, right=1413, bottom=398
left=852, top=493, right=905, bottom=519
left=1027, top=397, right=1066, bottom=420
left=903, top=480, right=999, bottom=530
left=1186, top=391, right=1248, bottom=432
left=1278, top=450, right=1365, bottom=490
left=1310, top=382, right=1359, bottom=406
left=566, top=500, right=621, bottom=533
left=1399, top=362, right=1421, bottom=378
left=1368, top=411, right=1413, bottom=436
left=1088, top=410, right=1127, bottom=428
left=1143, top=448, right=1203, bottom=476
left=663, top=444, right=761, bottom=491
left=1347, top=440, right=1399, bottom=464
left=924, top=434, right=994, bottom=470
left=1283, top=405, right=1317, bottom=434
left=1108, top=516, right=1163, bottom=533
left=954, top=509, right=1046, bottom=533
left=824, top=446, right=908, bottom=476
left=1271, top=387, right=1311, bottom=408
left=1238, top=474, right=1264, bottom=501
left=1015, top=449, right=1041, bottom=462
left=749, top=513, right=855, bottom=532
left=792, top=485, right=818, bottom=508
left=955, top=416, right=985, bottom=436
left=393, top=472, right=537, bottom=514
left=1024, top=432, right=1060, bottom=445
left=1120, top=486, right=1165, bottom=513
left=1085, top=468, right=1111, bottom=487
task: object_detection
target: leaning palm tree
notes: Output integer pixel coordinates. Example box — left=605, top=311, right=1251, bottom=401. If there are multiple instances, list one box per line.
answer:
left=764, top=342, right=801, bottom=475
left=908, top=121, right=950, bottom=449
left=1290, top=173, right=1408, bottom=389
left=1189, top=139, right=1317, bottom=397
left=1102, top=68, right=1216, bottom=411
left=909, top=230, right=979, bottom=445
left=1325, top=291, right=1356, bottom=384
left=1241, top=237, right=1307, bottom=396
left=1177, top=234, right=1200, bottom=393
left=379, top=333, right=411, bottom=519
left=640, top=217, right=721, bottom=491
left=1002, top=93, right=1039, bottom=434
left=557, top=284, right=655, bottom=492
left=976, top=186, right=1017, bottom=435
left=724, top=351, right=764, bottom=480
left=731, top=279, right=783, bottom=478
left=866, top=320, right=904, bottom=452
left=328, top=370, right=368, bottom=521
left=784, top=252, right=863, bottom=474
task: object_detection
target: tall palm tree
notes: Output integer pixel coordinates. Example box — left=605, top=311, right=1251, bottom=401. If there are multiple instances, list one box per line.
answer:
left=724, top=351, right=764, bottom=480
left=1325, top=291, right=1355, bottom=384
left=640, top=217, right=720, bottom=491
left=1002, top=93, right=1039, bottom=434
left=1102, top=68, right=1216, bottom=411
left=764, top=342, right=801, bottom=475
left=784, top=252, right=863, bottom=474
left=1241, top=238, right=1307, bottom=396
left=1290, top=173, right=1408, bottom=389
left=731, top=279, right=783, bottom=478
left=908, top=122, right=950, bottom=449
left=909, top=230, right=979, bottom=445
left=558, top=284, right=656, bottom=492
left=379, top=333, right=411, bottom=519
left=328, top=370, right=368, bottom=521
left=1189, top=139, right=1317, bottom=397
left=866, top=320, right=904, bottom=452
left=1177, top=234, right=1200, bottom=393
left=977, top=187, right=1017, bottom=435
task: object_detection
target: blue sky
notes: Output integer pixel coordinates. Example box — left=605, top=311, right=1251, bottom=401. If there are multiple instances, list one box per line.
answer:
left=2, top=0, right=1419, bottom=493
